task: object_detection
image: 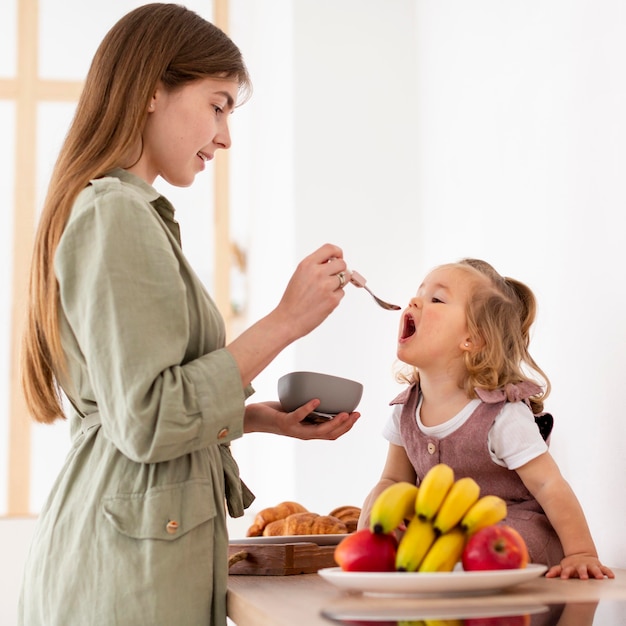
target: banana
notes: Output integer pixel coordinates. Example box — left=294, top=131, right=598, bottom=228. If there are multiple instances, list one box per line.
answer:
left=460, top=494, right=507, bottom=535
left=433, top=476, right=481, bottom=535
left=418, top=527, right=466, bottom=572
left=395, top=516, right=437, bottom=572
left=369, top=481, right=419, bottom=534
left=415, top=463, right=455, bottom=521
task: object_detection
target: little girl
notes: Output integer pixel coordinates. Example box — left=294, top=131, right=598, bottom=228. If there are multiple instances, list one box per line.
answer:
left=359, top=258, right=614, bottom=579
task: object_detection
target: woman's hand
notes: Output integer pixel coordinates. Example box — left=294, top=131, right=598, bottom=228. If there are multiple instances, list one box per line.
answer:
left=545, top=555, right=615, bottom=579
left=273, top=243, right=349, bottom=339
left=226, top=243, right=349, bottom=388
left=244, top=400, right=359, bottom=440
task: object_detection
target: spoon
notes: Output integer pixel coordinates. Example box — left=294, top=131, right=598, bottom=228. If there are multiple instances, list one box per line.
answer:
left=349, top=270, right=401, bottom=311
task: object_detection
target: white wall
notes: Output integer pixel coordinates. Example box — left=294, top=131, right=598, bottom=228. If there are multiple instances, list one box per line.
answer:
left=226, top=0, right=419, bottom=535
left=229, top=0, right=626, bottom=570
left=407, top=0, right=626, bottom=568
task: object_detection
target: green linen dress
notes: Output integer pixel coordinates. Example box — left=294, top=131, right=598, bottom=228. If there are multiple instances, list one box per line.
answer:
left=18, top=169, right=254, bottom=626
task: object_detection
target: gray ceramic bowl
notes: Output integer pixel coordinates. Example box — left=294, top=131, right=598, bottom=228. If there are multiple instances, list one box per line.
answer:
left=277, top=371, right=363, bottom=421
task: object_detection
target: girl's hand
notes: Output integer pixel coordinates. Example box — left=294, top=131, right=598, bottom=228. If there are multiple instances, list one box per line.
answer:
left=244, top=400, right=359, bottom=440
left=545, top=554, right=615, bottom=579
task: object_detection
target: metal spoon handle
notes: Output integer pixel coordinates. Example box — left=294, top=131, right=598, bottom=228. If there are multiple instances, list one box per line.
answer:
left=349, top=270, right=401, bottom=311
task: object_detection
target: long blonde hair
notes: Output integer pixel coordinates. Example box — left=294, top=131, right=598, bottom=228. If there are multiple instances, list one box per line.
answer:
left=21, top=3, right=251, bottom=424
left=398, top=258, right=550, bottom=414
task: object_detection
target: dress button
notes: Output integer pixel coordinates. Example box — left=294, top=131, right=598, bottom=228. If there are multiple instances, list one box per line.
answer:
left=217, top=427, right=229, bottom=439
left=427, top=442, right=436, bottom=455
left=166, top=520, right=179, bottom=534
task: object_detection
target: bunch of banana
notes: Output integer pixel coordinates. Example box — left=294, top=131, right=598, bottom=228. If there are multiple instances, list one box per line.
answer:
left=416, top=527, right=467, bottom=572
left=460, top=494, right=508, bottom=535
left=415, top=463, right=455, bottom=521
left=369, top=464, right=508, bottom=573
left=369, top=481, right=419, bottom=535
left=395, top=516, right=437, bottom=572
left=433, top=476, right=481, bottom=534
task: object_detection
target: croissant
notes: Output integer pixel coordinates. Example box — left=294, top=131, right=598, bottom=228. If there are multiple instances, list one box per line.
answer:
left=263, top=512, right=348, bottom=536
left=246, top=501, right=308, bottom=537
left=328, top=505, right=361, bottom=533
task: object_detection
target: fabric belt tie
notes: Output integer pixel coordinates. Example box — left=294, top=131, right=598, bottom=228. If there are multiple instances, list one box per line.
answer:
left=80, top=413, right=102, bottom=434
left=219, top=444, right=255, bottom=518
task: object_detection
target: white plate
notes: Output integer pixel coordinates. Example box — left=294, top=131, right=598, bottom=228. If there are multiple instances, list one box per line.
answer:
left=318, top=564, right=547, bottom=596
left=229, top=534, right=347, bottom=546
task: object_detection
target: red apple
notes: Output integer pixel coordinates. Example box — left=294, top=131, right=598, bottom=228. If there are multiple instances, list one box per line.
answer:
left=462, top=524, right=529, bottom=571
left=334, top=528, right=398, bottom=572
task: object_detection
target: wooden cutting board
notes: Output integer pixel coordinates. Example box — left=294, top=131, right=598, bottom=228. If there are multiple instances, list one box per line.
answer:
left=228, top=542, right=338, bottom=576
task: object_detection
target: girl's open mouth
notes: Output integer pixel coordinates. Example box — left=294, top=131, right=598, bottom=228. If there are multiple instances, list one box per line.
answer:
left=400, top=313, right=416, bottom=340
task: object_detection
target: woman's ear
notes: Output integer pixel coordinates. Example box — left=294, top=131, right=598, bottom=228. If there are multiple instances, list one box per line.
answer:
left=148, top=81, right=164, bottom=112
left=460, top=338, right=473, bottom=352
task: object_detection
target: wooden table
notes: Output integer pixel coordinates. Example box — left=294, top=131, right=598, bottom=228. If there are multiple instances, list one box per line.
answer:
left=227, top=568, right=626, bottom=626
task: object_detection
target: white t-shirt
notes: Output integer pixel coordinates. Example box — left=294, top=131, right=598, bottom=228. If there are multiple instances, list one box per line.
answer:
left=382, top=396, right=548, bottom=469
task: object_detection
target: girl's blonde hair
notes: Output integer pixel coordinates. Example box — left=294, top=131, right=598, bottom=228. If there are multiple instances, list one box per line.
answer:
left=399, top=258, right=550, bottom=414
left=21, top=3, right=251, bottom=424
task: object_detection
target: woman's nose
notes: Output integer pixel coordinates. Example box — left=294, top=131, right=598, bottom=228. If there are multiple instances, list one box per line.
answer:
left=215, top=121, right=232, bottom=150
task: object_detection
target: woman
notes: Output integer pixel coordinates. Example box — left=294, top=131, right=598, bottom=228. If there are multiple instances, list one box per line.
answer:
left=18, top=4, right=359, bottom=625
